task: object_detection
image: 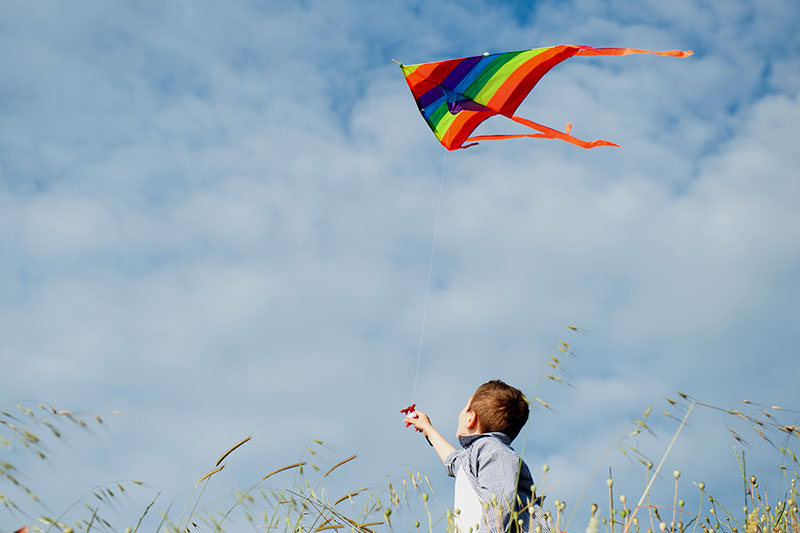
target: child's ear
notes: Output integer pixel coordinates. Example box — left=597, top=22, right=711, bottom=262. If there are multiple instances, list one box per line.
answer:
left=466, top=410, right=478, bottom=429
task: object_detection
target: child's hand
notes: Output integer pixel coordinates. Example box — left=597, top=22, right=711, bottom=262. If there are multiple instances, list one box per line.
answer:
left=402, top=406, right=454, bottom=459
left=403, top=409, right=434, bottom=436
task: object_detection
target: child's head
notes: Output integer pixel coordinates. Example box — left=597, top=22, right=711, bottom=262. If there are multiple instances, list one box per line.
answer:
left=463, top=380, right=529, bottom=441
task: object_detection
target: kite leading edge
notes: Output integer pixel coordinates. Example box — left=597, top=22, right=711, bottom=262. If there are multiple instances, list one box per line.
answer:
left=398, top=45, right=693, bottom=150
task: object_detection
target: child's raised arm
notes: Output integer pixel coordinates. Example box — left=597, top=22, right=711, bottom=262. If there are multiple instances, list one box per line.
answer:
left=403, top=409, right=456, bottom=463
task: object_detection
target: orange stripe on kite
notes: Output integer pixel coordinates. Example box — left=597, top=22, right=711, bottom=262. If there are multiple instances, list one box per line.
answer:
left=485, top=47, right=556, bottom=114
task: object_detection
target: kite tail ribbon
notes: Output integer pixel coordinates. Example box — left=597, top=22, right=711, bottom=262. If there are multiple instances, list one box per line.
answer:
left=466, top=115, right=621, bottom=149
left=574, top=47, right=693, bottom=58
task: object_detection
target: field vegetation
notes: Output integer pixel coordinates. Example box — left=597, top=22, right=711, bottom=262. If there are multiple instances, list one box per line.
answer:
left=3, top=331, right=798, bottom=532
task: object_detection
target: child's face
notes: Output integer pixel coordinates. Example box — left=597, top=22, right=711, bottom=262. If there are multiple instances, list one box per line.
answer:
left=456, top=395, right=478, bottom=437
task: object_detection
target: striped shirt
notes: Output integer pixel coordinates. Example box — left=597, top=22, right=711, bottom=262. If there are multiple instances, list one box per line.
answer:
left=445, top=433, right=549, bottom=533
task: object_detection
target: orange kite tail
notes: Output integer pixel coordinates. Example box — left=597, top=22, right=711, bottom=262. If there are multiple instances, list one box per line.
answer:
left=574, top=47, right=693, bottom=58
left=466, top=115, right=620, bottom=150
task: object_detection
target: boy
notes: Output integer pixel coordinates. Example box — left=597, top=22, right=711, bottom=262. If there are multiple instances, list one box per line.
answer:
left=404, top=380, right=549, bottom=533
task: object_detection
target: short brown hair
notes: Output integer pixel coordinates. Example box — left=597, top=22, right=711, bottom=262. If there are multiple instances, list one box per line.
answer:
left=468, top=380, right=529, bottom=441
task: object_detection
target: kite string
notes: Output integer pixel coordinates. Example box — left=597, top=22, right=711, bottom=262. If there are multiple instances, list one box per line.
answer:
left=411, top=149, right=448, bottom=404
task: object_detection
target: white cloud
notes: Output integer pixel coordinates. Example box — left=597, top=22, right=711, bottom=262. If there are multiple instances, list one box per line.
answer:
left=1, top=0, right=798, bottom=528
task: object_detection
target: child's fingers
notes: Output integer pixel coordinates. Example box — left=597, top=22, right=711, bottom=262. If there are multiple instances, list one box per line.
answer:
left=414, top=411, right=431, bottom=425
left=402, top=407, right=433, bottom=438
left=403, top=415, right=419, bottom=426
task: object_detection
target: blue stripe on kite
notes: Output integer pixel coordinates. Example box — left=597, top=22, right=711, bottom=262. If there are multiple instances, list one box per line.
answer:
left=441, top=56, right=483, bottom=90
left=421, top=95, right=446, bottom=120
left=451, top=54, right=503, bottom=95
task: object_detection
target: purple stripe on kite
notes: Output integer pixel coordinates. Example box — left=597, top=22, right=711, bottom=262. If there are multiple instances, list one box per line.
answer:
left=447, top=98, right=491, bottom=114
left=453, top=54, right=498, bottom=94
left=441, top=87, right=492, bottom=114
left=415, top=57, right=483, bottom=110
left=418, top=87, right=443, bottom=110
left=440, top=56, right=484, bottom=90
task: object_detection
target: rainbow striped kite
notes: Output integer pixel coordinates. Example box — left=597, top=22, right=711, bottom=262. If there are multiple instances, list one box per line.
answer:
left=399, top=45, right=692, bottom=150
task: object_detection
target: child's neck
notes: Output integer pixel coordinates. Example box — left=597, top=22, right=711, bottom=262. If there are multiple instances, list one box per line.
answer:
left=461, top=425, right=482, bottom=437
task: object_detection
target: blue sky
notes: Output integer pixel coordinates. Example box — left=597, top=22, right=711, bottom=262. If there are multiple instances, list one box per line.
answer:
left=2, top=0, right=800, bottom=530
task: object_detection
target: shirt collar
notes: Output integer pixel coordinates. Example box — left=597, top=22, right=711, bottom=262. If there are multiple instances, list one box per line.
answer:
left=458, top=432, right=511, bottom=447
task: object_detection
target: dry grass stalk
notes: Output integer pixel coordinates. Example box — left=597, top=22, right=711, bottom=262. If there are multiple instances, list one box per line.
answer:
left=623, top=401, right=695, bottom=533
left=262, top=462, right=306, bottom=481
left=334, top=491, right=362, bottom=506
left=215, top=435, right=252, bottom=467
left=323, top=455, right=356, bottom=478
left=195, top=465, right=225, bottom=488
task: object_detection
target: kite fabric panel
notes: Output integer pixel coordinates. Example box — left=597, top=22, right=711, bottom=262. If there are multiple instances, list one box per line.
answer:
left=399, top=45, right=693, bottom=150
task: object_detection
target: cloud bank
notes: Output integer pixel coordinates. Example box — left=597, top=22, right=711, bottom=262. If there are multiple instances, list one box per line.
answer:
left=1, top=0, right=798, bottom=527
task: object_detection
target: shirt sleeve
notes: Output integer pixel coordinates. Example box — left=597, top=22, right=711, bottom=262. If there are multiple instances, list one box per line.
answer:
left=444, top=449, right=461, bottom=477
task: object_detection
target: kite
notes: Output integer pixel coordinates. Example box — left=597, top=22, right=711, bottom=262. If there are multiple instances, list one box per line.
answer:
left=398, top=45, right=692, bottom=150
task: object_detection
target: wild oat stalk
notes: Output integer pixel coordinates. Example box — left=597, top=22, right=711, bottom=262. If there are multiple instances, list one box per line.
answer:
left=624, top=401, right=695, bottom=533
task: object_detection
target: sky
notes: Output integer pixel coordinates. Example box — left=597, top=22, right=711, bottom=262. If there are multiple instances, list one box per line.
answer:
left=2, top=0, right=800, bottom=530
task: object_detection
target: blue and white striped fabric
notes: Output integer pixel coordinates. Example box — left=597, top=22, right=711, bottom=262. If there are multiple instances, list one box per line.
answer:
left=445, top=432, right=550, bottom=533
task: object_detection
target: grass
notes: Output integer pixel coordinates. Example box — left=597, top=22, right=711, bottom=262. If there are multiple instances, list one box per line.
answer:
left=2, top=329, right=798, bottom=532
left=1, top=401, right=798, bottom=532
